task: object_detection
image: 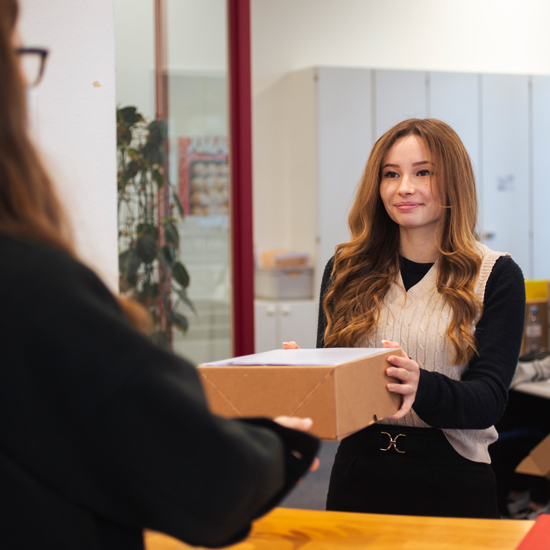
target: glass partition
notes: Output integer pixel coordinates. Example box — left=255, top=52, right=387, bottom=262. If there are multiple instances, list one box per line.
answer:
left=114, top=0, right=231, bottom=364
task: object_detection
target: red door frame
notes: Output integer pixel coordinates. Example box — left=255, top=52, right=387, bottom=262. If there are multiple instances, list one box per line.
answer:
left=228, top=0, right=254, bottom=357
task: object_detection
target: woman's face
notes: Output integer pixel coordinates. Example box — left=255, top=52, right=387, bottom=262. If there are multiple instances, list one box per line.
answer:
left=379, top=135, right=443, bottom=235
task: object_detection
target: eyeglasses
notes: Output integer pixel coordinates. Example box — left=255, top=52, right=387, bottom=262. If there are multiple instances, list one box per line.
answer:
left=15, top=48, right=48, bottom=87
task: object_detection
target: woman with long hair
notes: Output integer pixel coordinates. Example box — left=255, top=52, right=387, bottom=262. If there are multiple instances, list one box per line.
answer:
left=0, top=1, right=318, bottom=548
left=289, top=118, right=525, bottom=518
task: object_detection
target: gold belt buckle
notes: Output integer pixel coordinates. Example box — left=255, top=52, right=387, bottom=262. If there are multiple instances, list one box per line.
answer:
left=380, top=432, right=406, bottom=453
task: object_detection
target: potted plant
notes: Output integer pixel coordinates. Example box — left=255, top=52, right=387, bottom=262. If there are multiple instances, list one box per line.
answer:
left=117, top=105, right=193, bottom=347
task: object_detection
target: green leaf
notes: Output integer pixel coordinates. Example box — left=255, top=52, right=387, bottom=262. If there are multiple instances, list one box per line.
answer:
left=124, top=160, right=139, bottom=180
left=153, top=169, right=164, bottom=189
left=175, top=287, right=196, bottom=314
left=164, top=221, right=179, bottom=247
left=143, top=141, right=163, bottom=166
left=119, top=248, right=142, bottom=279
left=149, top=119, right=168, bottom=145
left=118, top=106, right=143, bottom=126
left=172, top=261, right=190, bottom=288
left=117, top=128, right=132, bottom=149
left=161, top=244, right=176, bottom=266
left=171, top=188, right=184, bottom=217
left=167, top=310, right=189, bottom=333
left=136, top=223, right=159, bottom=241
left=135, top=234, right=158, bottom=264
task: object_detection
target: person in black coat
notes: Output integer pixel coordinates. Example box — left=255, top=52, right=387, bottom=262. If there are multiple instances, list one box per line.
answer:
left=0, top=1, right=319, bottom=548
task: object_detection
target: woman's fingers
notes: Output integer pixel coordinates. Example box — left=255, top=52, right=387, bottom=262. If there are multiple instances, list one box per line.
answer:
left=385, top=353, right=420, bottom=419
left=274, top=416, right=313, bottom=431
left=381, top=339, right=400, bottom=349
left=283, top=341, right=300, bottom=349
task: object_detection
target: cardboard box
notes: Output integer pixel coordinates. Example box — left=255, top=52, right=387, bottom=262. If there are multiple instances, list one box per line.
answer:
left=521, top=299, right=548, bottom=355
left=198, top=348, right=401, bottom=440
left=516, top=433, right=550, bottom=480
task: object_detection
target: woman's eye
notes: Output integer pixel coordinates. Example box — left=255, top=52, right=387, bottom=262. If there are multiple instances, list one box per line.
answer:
left=417, top=169, right=431, bottom=177
left=383, top=171, right=399, bottom=179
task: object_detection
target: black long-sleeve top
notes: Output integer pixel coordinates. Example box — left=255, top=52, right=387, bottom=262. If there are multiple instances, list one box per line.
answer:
left=316, top=255, right=526, bottom=430
left=0, top=234, right=319, bottom=550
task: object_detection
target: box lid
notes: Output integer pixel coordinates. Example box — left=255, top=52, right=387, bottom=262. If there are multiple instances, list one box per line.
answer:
left=201, top=347, right=391, bottom=367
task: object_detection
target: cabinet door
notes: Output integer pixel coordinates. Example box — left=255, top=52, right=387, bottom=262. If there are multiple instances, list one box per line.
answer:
left=279, top=300, right=318, bottom=349
left=254, top=300, right=278, bottom=353
left=481, top=75, right=530, bottom=276
left=374, top=70, right=427, bottom=139
left=532, top=75, right=550, bottom=279
left=429, top=72, right=480, bottom=191
left=316, top=67, right=373, bottom=296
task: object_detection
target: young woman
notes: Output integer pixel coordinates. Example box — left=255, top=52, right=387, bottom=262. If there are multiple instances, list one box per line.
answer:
left=0, top=1, right=318, bottom=548
left=290, top=118, right=525, bottom=518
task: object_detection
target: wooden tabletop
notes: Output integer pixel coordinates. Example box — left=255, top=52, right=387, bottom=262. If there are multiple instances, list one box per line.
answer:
left=144, top=507, right=535, bottom=550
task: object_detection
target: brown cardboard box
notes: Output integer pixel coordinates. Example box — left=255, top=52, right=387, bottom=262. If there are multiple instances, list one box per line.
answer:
left=198, top=348, right=401, bottom=440
left=516, top=434, right=550, bottom=481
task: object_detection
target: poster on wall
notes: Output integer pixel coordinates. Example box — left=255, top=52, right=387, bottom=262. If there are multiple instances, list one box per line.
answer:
left=178, top=136, right=229, bottom=217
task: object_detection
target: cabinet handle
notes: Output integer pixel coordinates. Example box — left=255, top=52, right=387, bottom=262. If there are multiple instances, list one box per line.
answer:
left=281, top=305, right=291, bottom=315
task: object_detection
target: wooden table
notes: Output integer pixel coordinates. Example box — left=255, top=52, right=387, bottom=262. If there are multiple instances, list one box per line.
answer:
left=144, top=507, right=535, bottom=550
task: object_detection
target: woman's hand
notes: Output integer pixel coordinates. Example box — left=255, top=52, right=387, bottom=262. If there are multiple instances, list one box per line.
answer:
left=283, top=341, right=300, bottom=349
left=274, top=416, right=320, bottom=473
left=382, top=340, right=420, bottom=420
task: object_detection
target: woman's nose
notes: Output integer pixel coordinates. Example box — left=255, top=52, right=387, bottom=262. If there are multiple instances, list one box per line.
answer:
left=397, top=174, right=414, bottom=194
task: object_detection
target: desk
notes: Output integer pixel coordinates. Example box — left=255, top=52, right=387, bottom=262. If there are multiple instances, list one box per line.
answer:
left=514, top=380, right=550, bottom=400
left=144, top=507, right=534, bottom=550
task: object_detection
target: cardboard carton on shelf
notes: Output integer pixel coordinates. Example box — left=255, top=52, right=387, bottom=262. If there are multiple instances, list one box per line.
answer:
left=197, top=348, right=401, bottom=441
left=516, top=433, right=550, bottom=481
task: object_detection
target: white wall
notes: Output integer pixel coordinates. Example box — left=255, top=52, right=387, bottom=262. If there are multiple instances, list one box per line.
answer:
left=19, top=0, right=118, bottom=290
left=251, top=0, right=550, bottom=252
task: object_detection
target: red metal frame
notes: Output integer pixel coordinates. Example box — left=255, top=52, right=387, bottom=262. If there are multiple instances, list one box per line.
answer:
left=227, top=0, right=254, bottom=357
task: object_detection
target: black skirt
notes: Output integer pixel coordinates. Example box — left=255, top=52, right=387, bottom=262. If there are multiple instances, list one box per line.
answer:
left=326, top=424, right=500, bottom=518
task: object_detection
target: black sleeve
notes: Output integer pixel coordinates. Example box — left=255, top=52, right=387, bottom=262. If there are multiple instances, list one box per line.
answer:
left=413, top=256, right=526, bottom=429
left=1, top=247, right=319, bottom=548
left=316, top=257, right=335, bottom=348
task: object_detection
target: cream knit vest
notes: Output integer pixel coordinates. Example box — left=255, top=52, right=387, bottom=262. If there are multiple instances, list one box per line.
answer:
left=360, top=243, right=508, bottom=463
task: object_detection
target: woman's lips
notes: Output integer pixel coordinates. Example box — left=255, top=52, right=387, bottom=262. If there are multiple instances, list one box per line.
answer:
left=395, top=202, right=422, bottom=211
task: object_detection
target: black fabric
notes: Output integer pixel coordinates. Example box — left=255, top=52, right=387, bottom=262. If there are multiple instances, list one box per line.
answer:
left=490, top=390, right=550, bottom=515
left=0, top=234, right=319, bottom=549
left=317, top=254, right=525, bottom=430
left=327, top=424, right=500, bottom=518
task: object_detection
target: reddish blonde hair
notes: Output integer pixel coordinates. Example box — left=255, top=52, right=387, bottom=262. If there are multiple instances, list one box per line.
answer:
left=324, top=118, right=482, bottom=364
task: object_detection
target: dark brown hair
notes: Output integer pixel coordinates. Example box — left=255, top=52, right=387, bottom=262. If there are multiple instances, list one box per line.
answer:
left=324, top=118, right=482, bottom=364
left=0, top=0, right=150, bottom=333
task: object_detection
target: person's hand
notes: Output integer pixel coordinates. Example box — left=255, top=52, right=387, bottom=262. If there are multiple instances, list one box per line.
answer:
left=382, top=340, right=420, bottom=420
left=283, top=341, right=300, bottom=349
left=274, top=416, right=320, bottom=472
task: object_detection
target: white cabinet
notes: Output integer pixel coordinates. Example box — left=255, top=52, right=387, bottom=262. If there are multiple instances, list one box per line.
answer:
left=270, top=66, right=549, bottom=281
left=287, top=67, right=374, bottom=296
left=429, top=72, right=480, bottom=186
left=532, top=75, right=550, bottom=279
left=375, top=70, right=427, bottom=137
left=481, top=75, right=530, bottom=275
left=254, top=299, right=318, bottom=353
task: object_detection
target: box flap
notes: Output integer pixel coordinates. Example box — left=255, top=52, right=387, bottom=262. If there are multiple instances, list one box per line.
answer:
left=516, top=433, right=550, bottom=480
left=199, top=366, right=335, bottom=420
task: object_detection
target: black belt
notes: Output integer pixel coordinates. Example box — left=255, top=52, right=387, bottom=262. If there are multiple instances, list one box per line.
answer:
left=340, top=425, right=444, bottom=455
